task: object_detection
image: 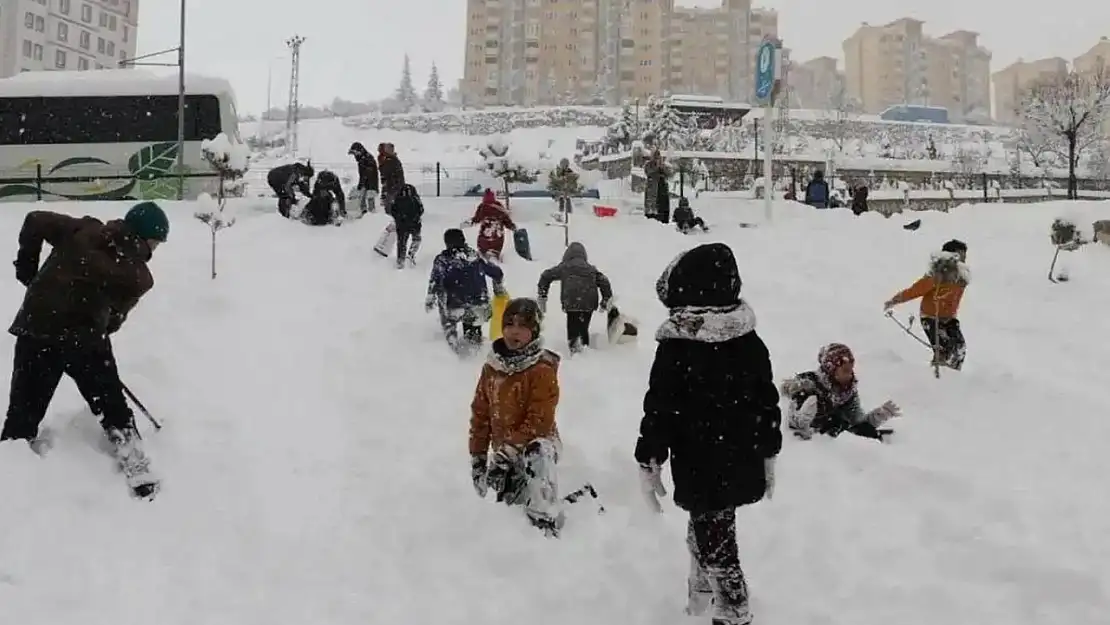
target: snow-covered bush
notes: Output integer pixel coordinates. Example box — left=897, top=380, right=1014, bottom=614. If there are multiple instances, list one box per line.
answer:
left=478, top=136, right=541, bottom=208
left=1050, top=217, right=1086, bottom=249
left=193, top=192, right=236, bottom=280
left=201, top=133, right=251, bottom=202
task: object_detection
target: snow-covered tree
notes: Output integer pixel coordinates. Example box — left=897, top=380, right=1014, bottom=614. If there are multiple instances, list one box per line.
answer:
left=196, top=134, right=245, bottom=280
left=423, top=63, right=444, bottom=112
left=1017, top=67, right=1110, bottom=198
left=641, top=96, right=683, bottom=149
left=547, top=157, right=583, bottom=198
left=1085, top=140, right=1110, bottom=181
left=478, top=136, right=541, bottom=210
left=395, top=54, right=418, bottom=113
left=821, top=83, right=860, bottom=155
left=604, top=103, right=638, bottom=152
left=950, top=143, right=988, bottom=186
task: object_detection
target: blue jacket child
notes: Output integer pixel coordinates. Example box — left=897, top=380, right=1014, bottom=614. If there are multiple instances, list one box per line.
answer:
left=425, top=228, right=505, bottom=353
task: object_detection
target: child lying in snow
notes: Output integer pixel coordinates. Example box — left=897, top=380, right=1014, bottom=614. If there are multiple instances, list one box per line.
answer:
left=782, top=343, right=901, bottom=442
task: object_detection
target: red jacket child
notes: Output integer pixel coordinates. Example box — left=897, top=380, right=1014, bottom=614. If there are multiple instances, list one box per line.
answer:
left=468, top=189, right=516, bottom=261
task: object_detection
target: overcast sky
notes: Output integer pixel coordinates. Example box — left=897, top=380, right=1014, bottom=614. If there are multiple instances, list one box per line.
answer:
left=137, top=0, right=1110, bottom=114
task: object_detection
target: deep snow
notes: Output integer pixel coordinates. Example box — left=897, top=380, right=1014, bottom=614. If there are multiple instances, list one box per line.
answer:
left=0, top=196, right=1108, bottom=624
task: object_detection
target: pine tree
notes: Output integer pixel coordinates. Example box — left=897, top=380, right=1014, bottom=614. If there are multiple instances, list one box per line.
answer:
left=395, top=54, right=418, bottom=113
left=643, top=97, right=683, bottom=149
left=424, top=63, right=444, bottom=111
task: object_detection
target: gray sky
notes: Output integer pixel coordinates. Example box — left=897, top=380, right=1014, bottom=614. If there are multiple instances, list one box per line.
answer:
left=137, top=0, right=1110, bottom=114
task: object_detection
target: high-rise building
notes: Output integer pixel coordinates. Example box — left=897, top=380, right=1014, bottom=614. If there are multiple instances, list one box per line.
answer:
left=842, top=18, right=991, bottom=122
left=787, top=56, right=844, bottom=109
left=0, top=0, right=139, bottom=78
left=991, top=57, right=1067, bottom=124
left=461, top=0, right=776, bottom=107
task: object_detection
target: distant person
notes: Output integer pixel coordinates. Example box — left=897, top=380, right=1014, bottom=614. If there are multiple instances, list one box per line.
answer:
left=804, top=170, right=830, bottom=209
left=377, top=143, right=405, bottom=213
left=348, top=142, right=379, bottom=213
left=390, top=184, right=424, bottom=268
left=851, top=185, right=869, bottom=215
left=267, top=161, right=313, bottom=217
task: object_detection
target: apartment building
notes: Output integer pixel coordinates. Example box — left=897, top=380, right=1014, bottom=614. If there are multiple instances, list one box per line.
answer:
left=461, top=0, right=776, bottom=107
left=842, top=18, right=991, bottom=122
left=991, top=57, right=1067, bottom=124
left=788, top=56, right=844, bottom=109
left=0, top=0, right=138, bottom=78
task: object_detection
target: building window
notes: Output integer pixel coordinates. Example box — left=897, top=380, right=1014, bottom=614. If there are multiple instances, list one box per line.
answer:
left=24, top=12, right=33, bottom=28
left=97, top=37, right=105, bottom=53
left=55, top=49, right=67, bottom=68
left=123, top=24, right=129, bottom=42
left=80, top=30, right=90, bottom=48
left=35, top=15, right=44, bottom=31
left=58, top=22, right=68, bottom=41
left=109, top=15, right=117, bottom=30
left=60, top=0, right=71, bottom=14
left=81, top=3, right=92, bottom=22
left=33, top=44, right=42, bottom=60
left=78, top=57, right=89, bottom=70
left=22, top=40, right=32, bottom=57
left=98, top=11, right=107, bottom=27
left=107, top=41, right=115, bottom=56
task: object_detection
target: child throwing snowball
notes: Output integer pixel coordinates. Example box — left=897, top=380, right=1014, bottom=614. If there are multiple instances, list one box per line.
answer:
left=469, top=298, right=565, bottom=537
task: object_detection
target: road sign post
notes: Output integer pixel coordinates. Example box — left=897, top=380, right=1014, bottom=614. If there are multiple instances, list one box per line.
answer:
left=754, top=38, right=782, bottom=222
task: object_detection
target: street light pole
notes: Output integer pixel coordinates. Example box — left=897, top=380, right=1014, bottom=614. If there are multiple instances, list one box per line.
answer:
left=176, top=0, right=186, bottom=200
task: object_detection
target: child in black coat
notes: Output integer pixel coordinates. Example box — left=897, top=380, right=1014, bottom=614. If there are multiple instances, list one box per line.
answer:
left=672, top=197, right=709, bottom=233
left=390, top=184, right=424, bottom=268
left=634, top=242, right=781, bottom=625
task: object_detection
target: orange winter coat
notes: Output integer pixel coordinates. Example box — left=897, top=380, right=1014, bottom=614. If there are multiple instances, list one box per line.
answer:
left=469, top=349, right=561, bottom=455
left=888, top=275, right=966, bottom=319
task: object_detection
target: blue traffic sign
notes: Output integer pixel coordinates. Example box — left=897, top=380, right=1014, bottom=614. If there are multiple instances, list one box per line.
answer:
left=755, top=41, right=777, bottom=102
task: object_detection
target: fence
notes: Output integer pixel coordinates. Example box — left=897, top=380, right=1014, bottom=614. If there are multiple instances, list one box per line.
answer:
left=0, top=164, right=223, bottom=202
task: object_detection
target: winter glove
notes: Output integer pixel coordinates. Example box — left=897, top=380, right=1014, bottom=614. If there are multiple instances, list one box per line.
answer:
left=787, top=395, right=819, bottom=439
left=485, top=445, right=519, bottom=497
left=537, top=297, right=547, bottom=314
left=470, top=454, right=488, bottom=497
left=763, top=457, right=776, bottom=499
left=638, top=462, right=666, bottom=513
left=492, top=281, right=507, bottom=297
left=424, top=294, right=436, bottom=313
left=14, top=250, right=37, bottom=287
left=883, top=299, right=896, bottom=311
left=598, top=299, right=610, bottom=312
left=866, top=400, right=901, bottom=426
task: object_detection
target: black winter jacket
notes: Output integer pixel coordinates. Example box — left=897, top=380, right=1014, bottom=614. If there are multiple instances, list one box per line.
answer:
left=390, top=185, right=424, bottom=232
left=537, top=242, right=612, bottom=312
left=352, top=149, right=379, bottom=191
left=635, top=244, right=781, bottom=513
left=267, top=163, right=312, bottom=197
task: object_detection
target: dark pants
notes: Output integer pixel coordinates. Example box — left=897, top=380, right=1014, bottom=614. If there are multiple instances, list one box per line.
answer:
left=1, top=335, right=135, bottom=441
left=921, top=317, right=966, bottom=369
left=686, top=509, right=751, bottom=624
left=271, top=182, right=296, bottom=218
left=487, top=439, right=563, bottom=536
left=396, top=225, right=422, bottom=267
left=566, top=311, right=593, bottom=352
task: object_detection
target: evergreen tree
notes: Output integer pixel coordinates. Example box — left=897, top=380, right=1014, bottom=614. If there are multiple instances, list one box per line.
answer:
left=424, top=63, right=444, bottom=111
left=395, top=54, right=418, bottom=113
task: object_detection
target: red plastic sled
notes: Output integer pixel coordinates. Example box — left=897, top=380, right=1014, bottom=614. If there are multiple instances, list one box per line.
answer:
left=593, top=205, right=618, bottom=218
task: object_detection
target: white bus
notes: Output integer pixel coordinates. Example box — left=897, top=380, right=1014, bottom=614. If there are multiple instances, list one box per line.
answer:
left=0, top=69, right=242, bottom=202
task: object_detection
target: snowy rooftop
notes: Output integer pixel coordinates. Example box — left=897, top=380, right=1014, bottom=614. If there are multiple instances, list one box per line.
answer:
left=0, top=69, right=235, bottom=99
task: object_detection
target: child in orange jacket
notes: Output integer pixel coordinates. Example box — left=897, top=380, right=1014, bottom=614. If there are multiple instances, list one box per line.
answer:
left=884, top=239, right=969, bottom=369
left=469, top=297, right=564, bottom=536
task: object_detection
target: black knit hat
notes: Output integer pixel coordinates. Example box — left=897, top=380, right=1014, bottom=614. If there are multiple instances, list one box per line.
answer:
left=443, top=228, right=466, bottom=248
left=655, top=243, right=741, bottom=309
left=941, top=239, right=967, bottom=254
left=502, top=297, right=542, bottom=336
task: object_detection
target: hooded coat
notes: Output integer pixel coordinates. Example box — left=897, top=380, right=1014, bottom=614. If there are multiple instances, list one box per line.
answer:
left=536, top=242, right=613, bottom=312
left=427, top=230, right=504, bottom=311
left=470, top=190, right=516, bottom=257
left=634, top=243, right=781, bottom=513
left=349, top=142, right=379, bottom=192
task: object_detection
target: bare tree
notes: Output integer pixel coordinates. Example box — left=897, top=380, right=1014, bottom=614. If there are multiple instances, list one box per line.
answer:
left=1010, top=124, right=1060, bottom=173
left=822, top=83, right=861, bottom=154
left=1017, top=67, right=1110, bottom=198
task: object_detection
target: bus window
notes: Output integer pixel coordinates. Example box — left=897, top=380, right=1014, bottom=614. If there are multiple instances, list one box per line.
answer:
left=0, top=94, right=223, bottom=144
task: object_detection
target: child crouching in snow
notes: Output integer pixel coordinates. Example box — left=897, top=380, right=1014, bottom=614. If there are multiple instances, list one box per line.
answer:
left=469, top=298, right=565, bottom=537
left=884, top=239, right=970, bottom=370
left=783, top=343, right=901, bottom=442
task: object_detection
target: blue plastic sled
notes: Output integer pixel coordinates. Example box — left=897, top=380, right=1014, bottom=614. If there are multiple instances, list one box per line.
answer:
left=513, top=228, right=532, bottom=260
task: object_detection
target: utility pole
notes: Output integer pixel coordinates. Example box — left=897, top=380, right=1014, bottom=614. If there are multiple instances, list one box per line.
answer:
left=119, top=0, right=187, bottom=199
left=285, top=35, right=305, bottom=155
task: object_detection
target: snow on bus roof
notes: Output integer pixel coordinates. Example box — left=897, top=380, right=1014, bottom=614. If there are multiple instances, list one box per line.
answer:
left=0, top=69, right=235, bottom=98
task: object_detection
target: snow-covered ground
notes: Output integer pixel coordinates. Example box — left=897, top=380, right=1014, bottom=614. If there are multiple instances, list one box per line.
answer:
left=1, top=197, right=1108, bottom=624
